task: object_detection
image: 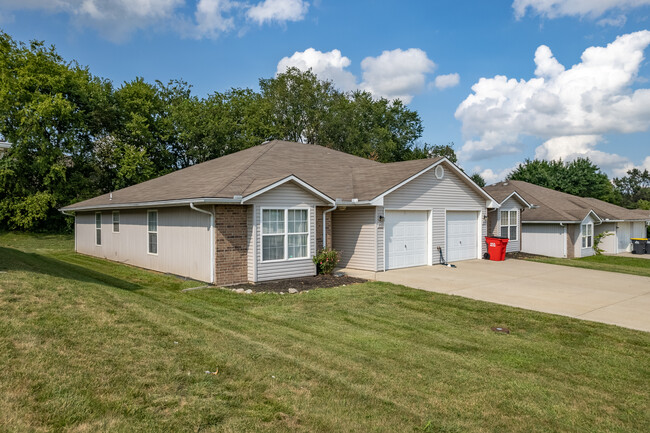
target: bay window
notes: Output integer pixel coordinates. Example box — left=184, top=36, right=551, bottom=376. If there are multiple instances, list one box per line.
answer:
left=262, top=208, right=309, bottom=261
left=500, top=210, right=518, bottom=241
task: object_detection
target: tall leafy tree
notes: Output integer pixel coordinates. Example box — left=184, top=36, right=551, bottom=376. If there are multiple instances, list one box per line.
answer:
left=0, top=32, right=114, bottom=230
left=508, top=158, right=618, bottom=203
left=613, top=168, right=650, bottom=208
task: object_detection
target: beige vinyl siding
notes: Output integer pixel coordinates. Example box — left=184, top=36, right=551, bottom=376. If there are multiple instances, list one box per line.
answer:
left=248, top=181, right=327, bottom=282
left=384, top=162, right=488, bottom=261
left=432, top=209, right=446, bottom=264
left=332, top=207, right=377, bottom=271
left=595, top=222, right=617, bottom=255
left=521, top=224, right=566, bottom=258
left=76, top=206, right=212, bottom=282
left=497, top=197, right=522, bottom=253
left=376, top=207, right=385, bottom=271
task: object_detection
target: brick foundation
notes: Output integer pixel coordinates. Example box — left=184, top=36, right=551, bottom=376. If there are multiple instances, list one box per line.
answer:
left=215, top=205, right=248, bottom=285
left=316, top=206, right=333, bottom=250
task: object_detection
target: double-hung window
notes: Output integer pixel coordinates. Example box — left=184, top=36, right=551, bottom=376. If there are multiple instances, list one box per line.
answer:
left=112, top=211, right=120, bottom=233
left=95, top=212, right=102, bottom=245
left=500, top=210, right=518, bottom=241
left=582, top=223, right=593, bottom=248
left=148, top=210, right=158, bottom=254
left=262, top=208, right=309, bottom=261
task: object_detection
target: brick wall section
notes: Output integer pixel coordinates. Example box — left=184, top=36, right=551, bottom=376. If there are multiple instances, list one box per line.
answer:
left=215, top=205, right=249, bottom=285
left=566, top=224, right=577, bottom=258
left=315, top=206, right=333, bottom=250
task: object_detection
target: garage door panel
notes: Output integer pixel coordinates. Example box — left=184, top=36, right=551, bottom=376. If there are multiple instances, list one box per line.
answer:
left=386, top=211, right=428, bottom=269
left=446, top=211, right=478, bottom=262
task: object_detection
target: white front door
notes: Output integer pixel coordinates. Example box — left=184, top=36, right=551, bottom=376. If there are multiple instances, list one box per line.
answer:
left=385, top=211, right=428, bottom=269
left=446, top=211, right=478, bottom=262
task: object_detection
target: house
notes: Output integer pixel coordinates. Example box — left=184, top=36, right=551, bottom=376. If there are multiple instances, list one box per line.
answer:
left=0, top=141, right=10, bottom=158
left=484, top=180, right=650, bottom=258
left=61, top=140, right=498, bottom=285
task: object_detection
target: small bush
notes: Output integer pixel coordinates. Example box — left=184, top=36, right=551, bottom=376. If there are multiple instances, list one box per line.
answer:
left=313, top=248, right=340, bottom=275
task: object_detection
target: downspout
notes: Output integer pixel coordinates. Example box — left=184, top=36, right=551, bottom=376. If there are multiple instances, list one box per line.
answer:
left=190, top=203, right=215, bottom=284
left=322, top=203, right=337, bottom=249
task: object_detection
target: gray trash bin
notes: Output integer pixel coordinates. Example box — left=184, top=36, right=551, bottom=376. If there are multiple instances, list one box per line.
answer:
left=631, top=238, right=647, bottom=254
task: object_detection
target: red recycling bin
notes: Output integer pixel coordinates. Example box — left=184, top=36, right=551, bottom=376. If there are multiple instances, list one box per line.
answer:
left=485, top=236, right=509, bottom=261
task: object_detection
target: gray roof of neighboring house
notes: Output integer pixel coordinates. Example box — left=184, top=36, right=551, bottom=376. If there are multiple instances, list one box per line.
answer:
left=484, top=180, right=650, bottom=223
left=63, top=140, right=457, bottom=210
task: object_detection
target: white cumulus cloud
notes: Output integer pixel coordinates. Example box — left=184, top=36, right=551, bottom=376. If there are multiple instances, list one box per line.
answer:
left=276, top=48, right=357, bottom=91
left=513, top=0, right=650, bottom=19
left=434, top=73, right=460, bottom=90
left=0, top=0, right=184, bottom=42
left=247, top=0, right=308, bottom=25
left=276, top=47, right=438, bottom=103
left=360, top=48, right=436, bottom=103
left=193, top=0, right=236, bottom=38
left=455, top=31, right=650, bottom=168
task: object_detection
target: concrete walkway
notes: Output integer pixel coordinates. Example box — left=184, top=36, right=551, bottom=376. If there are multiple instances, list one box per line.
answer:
left=341, top=260, right=650, bottom=332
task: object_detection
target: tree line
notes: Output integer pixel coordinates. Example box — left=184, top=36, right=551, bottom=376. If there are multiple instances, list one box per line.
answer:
left=0, top=32, right=445, bottom=231
left=0, top=31, right=647, bottom=233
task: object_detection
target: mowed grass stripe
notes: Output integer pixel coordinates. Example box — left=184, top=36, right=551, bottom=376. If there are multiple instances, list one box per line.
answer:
left=1, top=232, right=649, bottom=432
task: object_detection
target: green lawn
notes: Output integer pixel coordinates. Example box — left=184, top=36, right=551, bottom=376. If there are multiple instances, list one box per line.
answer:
left=1, top=233, right=649, bottom=432
left=522, top=253, right=650, bottom=278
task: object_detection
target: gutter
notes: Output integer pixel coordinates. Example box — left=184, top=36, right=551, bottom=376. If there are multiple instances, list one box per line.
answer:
left=189, top=203, right=215, bottom=285
left=60, top=197, right=242, bottom=212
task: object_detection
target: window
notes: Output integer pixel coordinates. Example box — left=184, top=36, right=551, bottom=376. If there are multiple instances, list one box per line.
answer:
left=262, top=208, right=309, bottom=261
left=582, top=223, right=593, bottom=248
left=112, top=211, right=120, bottom=233
left=148, top=210, right=158, bottom=254
left=500, top=210, right=518, bottom=241
left=95, top=212, right=102, bottom=245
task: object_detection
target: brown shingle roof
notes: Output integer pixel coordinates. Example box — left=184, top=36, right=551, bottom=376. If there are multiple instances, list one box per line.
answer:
left=63, top=140, right=445, bottom=210
left=484, top=180, right=650, bottom=222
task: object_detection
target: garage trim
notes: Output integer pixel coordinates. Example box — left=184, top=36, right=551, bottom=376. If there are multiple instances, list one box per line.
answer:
left=384, top=209, right=432, bottom=270
left=444, top=209, right=482, bottom=262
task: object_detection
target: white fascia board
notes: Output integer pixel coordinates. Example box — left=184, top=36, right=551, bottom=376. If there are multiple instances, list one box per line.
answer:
left=60, top=197, right=241, bottom=212
left=370, top=157, right=498, bottom=205
left=487, top=199, right=501, bottom=209
left=241, top=175, right=334, bottom=204
left=583, top=210, right=603, bottom=225
left=500, top=191, right=533, bottom=208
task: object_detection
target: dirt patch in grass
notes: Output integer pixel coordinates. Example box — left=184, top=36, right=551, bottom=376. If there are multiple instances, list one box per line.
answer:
left=228, top=274, right=366, bottom=293
left=506, top=251, right=547, bottom=260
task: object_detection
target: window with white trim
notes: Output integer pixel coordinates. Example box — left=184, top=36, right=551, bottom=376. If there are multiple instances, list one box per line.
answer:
left=500, top=210, right=518, bottom=241
left=112, top=211, right=120, bottom=233
left=581, top=223, right=593, bottom=248
left=95, top=212, right=102, bottom=245
left=148, top=210, right=158, bottom=254
left=262, top=208, right=309, bottom=261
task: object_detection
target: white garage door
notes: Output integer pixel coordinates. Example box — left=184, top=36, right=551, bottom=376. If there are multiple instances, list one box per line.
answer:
left=446, top=211, right=478, bottom=262
left=385, top=211, right=428, bottom=269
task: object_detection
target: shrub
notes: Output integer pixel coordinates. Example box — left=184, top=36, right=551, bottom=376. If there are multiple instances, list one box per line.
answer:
left=312, top=248, right=340, bottom=275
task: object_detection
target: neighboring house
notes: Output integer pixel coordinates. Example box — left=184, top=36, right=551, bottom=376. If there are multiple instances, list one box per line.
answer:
left=484, top=180, right=650, bottom=258
left=0, top=141, right=10, bottom=158
left=61, top=140, right=498, bottom=285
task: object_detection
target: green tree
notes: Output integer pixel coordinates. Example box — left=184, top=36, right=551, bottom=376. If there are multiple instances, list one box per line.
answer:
left=0, top=32, right=114, bottom=230
left=470, top=172, right=486, bottom=187
left=613, top=168, right=650, bottom=208
left=508, top=158, right=617, bottom=203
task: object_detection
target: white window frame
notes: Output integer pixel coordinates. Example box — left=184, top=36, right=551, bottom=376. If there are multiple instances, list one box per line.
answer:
left=95, top=212, right=102, bottom=246
left=260, top=207, right=310, bottom=263
left=112, top=211, right=120, bottom=233
left=147, top=210, right=158, bottom=255
left=582, top=222, right=593, bottom=249
left=500, top=209, right=518, bottom=241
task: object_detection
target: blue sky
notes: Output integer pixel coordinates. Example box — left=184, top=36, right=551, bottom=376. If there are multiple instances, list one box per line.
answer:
left=2, top=0, right=650, bottom=182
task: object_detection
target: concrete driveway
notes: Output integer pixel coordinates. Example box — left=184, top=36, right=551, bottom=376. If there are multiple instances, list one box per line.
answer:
left=341, top=260, right=650, bottom=332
